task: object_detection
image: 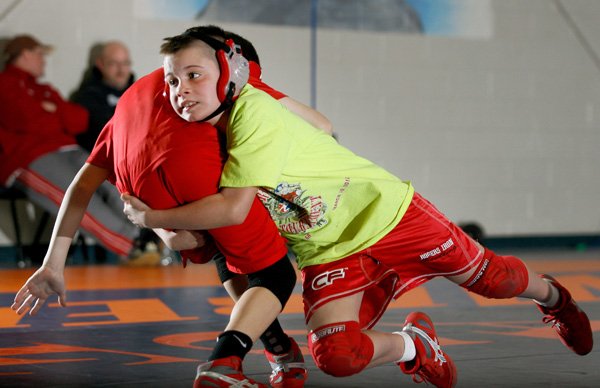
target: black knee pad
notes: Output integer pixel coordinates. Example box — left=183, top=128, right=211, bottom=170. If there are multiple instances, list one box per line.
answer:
left=247, top=255, right=296, bottom=307
left=214, top=252, right=236, bottom=283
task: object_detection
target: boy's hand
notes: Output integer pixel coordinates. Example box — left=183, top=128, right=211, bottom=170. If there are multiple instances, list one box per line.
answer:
left=170, top=229, right=207, bottom=251
left=12, top=266, right=67, bottom=315
left=155, top=228, right=207, bottom=251
left=121, top=193, right=151, bottom=228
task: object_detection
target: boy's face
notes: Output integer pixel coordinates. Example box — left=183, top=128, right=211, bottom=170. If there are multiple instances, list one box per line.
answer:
left=163, top=42, right=222, bottom=124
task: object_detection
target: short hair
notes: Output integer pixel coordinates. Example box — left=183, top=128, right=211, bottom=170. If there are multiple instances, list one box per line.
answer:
left=160, top=25, right=225, bottom=55
left=186, top=25, right=226, bottom=39
left=160, top=33, right=197, bottom=55
left=160, top=25, right=260, bottom=65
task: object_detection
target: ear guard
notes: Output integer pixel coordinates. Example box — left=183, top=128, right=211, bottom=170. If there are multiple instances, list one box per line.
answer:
left=215, top=39, right=250, bottom=103
left=183, top=31, right=249, bottom=104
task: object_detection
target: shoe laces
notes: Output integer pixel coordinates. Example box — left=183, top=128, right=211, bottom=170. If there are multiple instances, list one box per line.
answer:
left=269, top=351, right=305, bottom=374
left=197, top=370, right=262, bottom=388
left=541, top=300, right=578, bottom=333
left=403, top=323, right=447, bottom=366
left=542, top=314, right=561, bottom=327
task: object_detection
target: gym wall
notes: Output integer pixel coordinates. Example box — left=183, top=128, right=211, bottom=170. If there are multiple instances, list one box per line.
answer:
left=1, top=0, right=599, bottom=248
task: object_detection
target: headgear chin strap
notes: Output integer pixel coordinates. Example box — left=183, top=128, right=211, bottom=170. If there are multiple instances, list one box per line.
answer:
left=181, top=31, right=249, bottom=122
left=200, top=100, right=230, bottom=123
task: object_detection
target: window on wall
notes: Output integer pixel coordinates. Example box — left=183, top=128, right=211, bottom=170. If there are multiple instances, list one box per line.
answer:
left=135, top=0, right=492, bottom=39
left=198, top=0, right=423, bottom=33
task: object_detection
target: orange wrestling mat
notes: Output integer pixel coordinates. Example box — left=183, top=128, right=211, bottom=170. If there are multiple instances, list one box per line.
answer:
left=1, top=252, right=599, bottom=387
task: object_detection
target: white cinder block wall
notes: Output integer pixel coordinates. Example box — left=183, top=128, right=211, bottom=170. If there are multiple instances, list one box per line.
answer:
left=1, top=0, right=599, bottom=246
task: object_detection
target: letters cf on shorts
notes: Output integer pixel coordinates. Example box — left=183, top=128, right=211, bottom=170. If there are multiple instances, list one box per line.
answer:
left=311, top=268, right=347, bottom=290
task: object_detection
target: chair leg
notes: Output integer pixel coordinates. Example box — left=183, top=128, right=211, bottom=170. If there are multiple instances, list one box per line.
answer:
left=77, top=234, right=91, bottom=262
left=27, top=211, right=50, bottom=264
left=8, top=195, right=26, bottom=266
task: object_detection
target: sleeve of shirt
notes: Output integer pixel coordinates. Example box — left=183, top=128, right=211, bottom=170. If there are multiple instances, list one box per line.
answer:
left=87, top=119, right=116, bottom=183
left=220, top=90, right=291, bottom=189
left=248, top=76, right=287, bottom=100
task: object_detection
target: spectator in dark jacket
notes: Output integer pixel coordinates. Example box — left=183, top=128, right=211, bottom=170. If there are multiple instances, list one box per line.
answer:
left=71, top=41, right=134, bottom=152
left=71, top=41, right=163, bottom=262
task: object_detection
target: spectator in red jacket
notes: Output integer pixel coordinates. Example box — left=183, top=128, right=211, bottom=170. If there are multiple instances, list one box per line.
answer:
left=0, top=34, right=158, bottom=265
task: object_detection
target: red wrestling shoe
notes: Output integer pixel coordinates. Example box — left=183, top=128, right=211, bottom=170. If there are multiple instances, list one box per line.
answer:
left=537, top=274, right=593, bottom=355
left=264, top=337, right=308, bottom=387
left=194, top=356, right=267, bottom=388
left=399, top=312, right=457, bottom=388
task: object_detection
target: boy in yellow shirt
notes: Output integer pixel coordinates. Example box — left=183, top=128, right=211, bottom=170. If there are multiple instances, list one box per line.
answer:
left=124, top=27, right=593, bottom=388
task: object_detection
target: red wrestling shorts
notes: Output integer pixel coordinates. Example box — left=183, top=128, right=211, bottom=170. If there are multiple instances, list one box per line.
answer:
left=301, top=192, right=483, bottom=328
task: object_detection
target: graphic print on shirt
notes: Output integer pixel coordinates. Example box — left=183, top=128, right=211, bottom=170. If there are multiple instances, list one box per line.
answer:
left=257, top=182, right=327, bottom=236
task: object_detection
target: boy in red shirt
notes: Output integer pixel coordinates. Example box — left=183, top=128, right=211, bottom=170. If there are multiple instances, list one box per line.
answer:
left=11, top=65, right=302, bottom=388
left=12, top=27, right=336, bottom=388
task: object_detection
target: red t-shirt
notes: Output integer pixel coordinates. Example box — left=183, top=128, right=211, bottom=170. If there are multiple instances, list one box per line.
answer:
left=248, top=61, right=287, bottom=100
left=88, top=68, right=288, bottom=273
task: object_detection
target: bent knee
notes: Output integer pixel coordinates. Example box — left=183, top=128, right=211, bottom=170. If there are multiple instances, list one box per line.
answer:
left=308, top=321, right=373, bottom=377
left=315, top=353, right=365, bottom=377
left=461, top=248, right=528, bottom=299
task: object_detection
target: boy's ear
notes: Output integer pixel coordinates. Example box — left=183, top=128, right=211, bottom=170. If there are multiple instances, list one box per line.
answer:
left=163, top=83, right=169, bottom=99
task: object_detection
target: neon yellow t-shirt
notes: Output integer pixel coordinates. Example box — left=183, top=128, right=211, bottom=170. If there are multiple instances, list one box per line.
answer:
left=221, top=85, right=414, bottom=269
